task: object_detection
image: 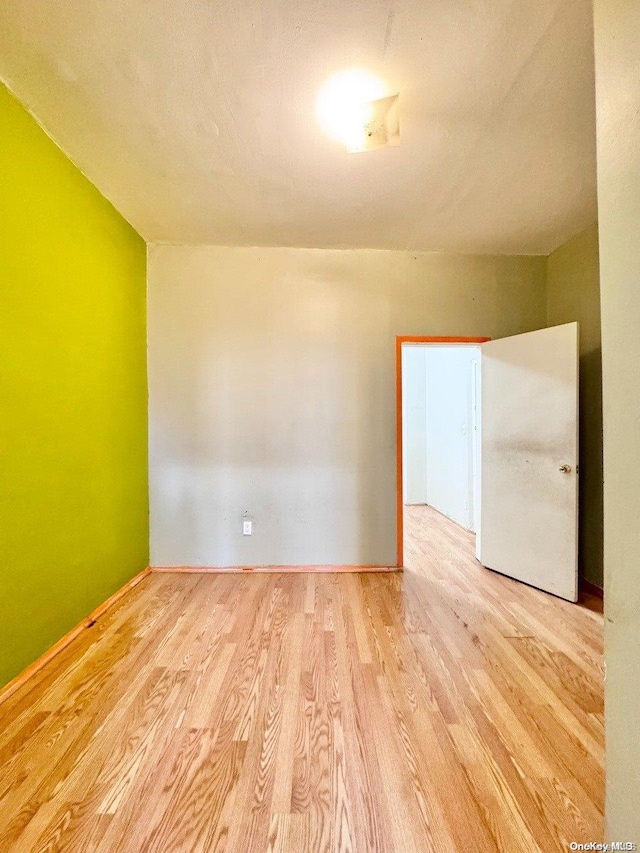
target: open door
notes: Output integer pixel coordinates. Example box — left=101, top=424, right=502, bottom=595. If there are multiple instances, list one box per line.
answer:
left=478, top=323, right=579, bottom=601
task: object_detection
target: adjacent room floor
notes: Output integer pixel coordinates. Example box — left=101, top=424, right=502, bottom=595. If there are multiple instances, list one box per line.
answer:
left=0, top=505, right=604, bottom=852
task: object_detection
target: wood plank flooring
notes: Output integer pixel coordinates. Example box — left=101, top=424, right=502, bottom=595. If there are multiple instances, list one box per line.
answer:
left=0, top=505, right=604, bottom=852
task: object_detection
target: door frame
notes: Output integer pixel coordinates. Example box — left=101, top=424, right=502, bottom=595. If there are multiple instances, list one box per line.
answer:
left=396, top=336, right=490, bottom=567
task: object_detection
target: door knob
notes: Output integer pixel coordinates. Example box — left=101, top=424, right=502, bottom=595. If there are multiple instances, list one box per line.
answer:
left=559, top=464, right=572, bottom=473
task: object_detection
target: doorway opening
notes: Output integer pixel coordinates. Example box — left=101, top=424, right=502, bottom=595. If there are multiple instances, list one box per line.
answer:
left=396, top=336, right=488, bottom=567
left=397, top=325, right=581, bottom=605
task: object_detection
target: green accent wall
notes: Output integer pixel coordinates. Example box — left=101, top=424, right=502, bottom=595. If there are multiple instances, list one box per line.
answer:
left=0, top=83, right=148, bottom=688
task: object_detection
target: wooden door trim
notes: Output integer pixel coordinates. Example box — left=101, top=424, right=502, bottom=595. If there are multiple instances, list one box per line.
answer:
left=396, top=336, right=490, bottom=567
left=580, top=578, right=604, bottom=600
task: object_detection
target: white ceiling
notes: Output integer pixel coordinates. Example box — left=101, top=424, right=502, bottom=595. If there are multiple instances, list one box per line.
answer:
left=0, top=0, right=597, bottom=254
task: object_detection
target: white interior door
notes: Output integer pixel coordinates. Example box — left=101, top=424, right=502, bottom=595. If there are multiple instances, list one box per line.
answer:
left=471, top=358, right=481, bottom=536
left=479, top=323, right=579, bottom=601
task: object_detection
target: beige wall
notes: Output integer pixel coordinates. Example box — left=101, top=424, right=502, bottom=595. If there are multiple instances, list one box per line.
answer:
left=148, top=245, right=545, bottom=567
left=594, top=0, right=640, bottom=841
left=546, top=223, right=603, bottom=588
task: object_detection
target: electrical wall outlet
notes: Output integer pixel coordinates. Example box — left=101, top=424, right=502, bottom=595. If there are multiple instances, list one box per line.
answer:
left=243, top=520, right=253, bottom=536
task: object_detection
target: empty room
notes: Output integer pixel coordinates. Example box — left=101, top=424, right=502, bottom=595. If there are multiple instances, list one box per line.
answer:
left=1, top=0, right=639, bottom=851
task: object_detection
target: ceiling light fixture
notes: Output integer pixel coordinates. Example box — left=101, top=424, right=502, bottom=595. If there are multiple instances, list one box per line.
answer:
left=316, top=69, right=400, bottom=153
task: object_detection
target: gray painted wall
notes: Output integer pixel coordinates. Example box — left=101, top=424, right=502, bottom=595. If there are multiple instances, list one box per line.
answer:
left=594, top=0, right=640, bottom=840
left=148, top=245, right=546, bottom=567
left=546, top=223, right=603, bottom=588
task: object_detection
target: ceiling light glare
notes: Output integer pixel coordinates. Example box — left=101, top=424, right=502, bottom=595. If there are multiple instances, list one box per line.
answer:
left=316, top=69, right=387, bottom=149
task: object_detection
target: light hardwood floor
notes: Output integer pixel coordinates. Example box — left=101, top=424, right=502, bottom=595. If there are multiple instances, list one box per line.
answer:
left=0, top=505, right=604, bottom=852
